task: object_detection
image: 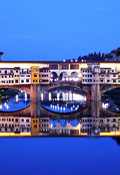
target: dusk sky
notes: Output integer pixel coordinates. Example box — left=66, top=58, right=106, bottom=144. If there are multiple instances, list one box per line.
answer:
left=0, top=0, right=120, bottom=61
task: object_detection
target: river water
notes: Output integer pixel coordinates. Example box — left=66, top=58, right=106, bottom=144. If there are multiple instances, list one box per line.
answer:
left=0, top=87, right=120, bottom=175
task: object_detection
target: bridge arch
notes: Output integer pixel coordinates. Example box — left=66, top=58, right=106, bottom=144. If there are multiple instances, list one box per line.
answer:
left=59, top=72, right=68, bottom=81
left=50, top=72, right=58, bottom=82
left=0, top=85, right=31, bottom=94
left=101, top=84, right=120, bottom=94
left=70, top=72, right=79, bottom=81
left=0, top=84, right=37, bottom=101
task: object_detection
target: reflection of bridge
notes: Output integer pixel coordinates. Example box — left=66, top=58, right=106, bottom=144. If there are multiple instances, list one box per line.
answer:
left=0, top=99, right=120, bottom=137
left=0, top=98, right=118, bottom=119
left=0, top=102, right=36, bottom=117
left=50, top=122, right=81, bottom=135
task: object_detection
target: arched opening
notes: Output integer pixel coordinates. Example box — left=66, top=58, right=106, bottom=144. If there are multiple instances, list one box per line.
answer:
left=59, top=72, right=68, bottom=81
left=102, top=87, right=120, bottom=113
left=50, top=72, right=58, bottom=82
left=0, top=88, right=30, bottom=112
left=70, top=72, right=79, bottom=81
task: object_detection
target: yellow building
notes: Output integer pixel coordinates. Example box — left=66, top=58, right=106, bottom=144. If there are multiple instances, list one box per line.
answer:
left=13, top=67, right=20, bottom=85
left=31, top=66, right=40, bottom=84
left=31, top=118, right=40, bottom=136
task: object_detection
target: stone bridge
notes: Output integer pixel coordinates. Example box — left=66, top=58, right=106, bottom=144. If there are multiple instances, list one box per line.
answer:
left=100, top=84, right=120, bottom=94
left=91, top=84, right=120, bottom=101
left=0, top=82, right=120, bottom=103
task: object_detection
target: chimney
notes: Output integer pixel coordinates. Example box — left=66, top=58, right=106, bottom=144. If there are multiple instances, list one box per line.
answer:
left=0, top=52, right=3, bottom=61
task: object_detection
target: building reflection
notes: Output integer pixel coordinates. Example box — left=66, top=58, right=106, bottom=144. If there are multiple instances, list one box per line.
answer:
left=0, top=100, right=120, bottom=137
left=0, top=114, right=120, bottom=137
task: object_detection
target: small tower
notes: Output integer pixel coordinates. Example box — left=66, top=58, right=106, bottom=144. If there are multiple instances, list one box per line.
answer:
left=0, top=52, right=3, bottom=61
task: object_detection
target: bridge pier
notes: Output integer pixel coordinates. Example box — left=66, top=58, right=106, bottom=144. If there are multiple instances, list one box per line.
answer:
left=30, top=85, right=36, bottom=101
left=30, top=84, right=41, bottom=102
left=91, top=84, right=101, bottom=101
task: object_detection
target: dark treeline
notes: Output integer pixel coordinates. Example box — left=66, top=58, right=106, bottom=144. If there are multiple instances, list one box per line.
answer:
left=66, top=52, right=106, bottom=62
left=78, top=52, right=106, bottom=62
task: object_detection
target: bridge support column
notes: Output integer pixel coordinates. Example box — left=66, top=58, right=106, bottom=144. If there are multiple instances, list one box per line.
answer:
left=30, top=102, right=36, bottom=117
left=91, top=100, right=101, bottom=118
left=30, top=84, right=41, bottom=102
left=30, top=84, right=36, bottom=101
left=91, top=84, right=101, bottom=101
left=36, top=84, right=41, bottom=101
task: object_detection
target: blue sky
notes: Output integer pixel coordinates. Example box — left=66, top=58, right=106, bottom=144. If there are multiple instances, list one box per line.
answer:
left=0, top=0, right=120, bottom=61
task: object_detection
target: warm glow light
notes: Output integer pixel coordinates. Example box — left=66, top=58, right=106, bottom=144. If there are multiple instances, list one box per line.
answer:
left=49, top=92, right=52, bottom=101
left=0, top=104, right=2, bottom=110
left=25, top=93, right=27, bottom=101
left=41, top=93, right=43, bottom=101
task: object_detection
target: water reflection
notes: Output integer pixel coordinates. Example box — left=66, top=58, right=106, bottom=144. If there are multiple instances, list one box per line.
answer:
left=41, top=86, right=86, bottom=113
left=1, top=113, right=120, bottom=137
left=102, top=95, right=120, bottom=113
left=0, top=92, right=30, bottom=112
left=1, top=88, right=120, bottom=139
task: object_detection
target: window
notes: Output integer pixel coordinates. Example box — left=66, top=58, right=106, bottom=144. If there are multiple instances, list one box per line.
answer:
left=49, top=65, right=58, bottom=70
left=113, top=74, right=116, bottom=77
left=70, top=65, right=79, bottom=70
left=106, top=75, right=109, bottom=77
left=21, top=80, right=24, bottom=83
left=41, top=80, right=48, bottom=82
left=26, top=79, right=29, bottom=82
left=15, top=80, right=18, bottom=83
left=34, top=75, right=37, bottom=77
left=40, top=74, right=48, bottom=77
left=5, top=70, right=7, bottom=74
left=113, top=80, right=116, bottom=83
